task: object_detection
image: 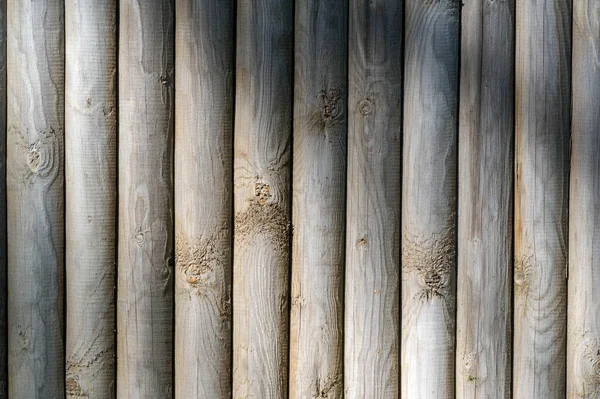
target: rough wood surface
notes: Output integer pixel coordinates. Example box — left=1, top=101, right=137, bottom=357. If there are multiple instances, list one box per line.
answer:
left=6, top=0, right=65, bottom=397
left=567, top=4, right=600, bottom=397
left=402, top=0, right=459, bottom=397
left=289, top=1, right=347, bottom=398
left=344, top=1, right=401, bottom=397
left=514, top=0, right=571, bottom=396
left=232, top=0, right=293, bottom=397
left=117, top=1, right=175, bottom=397
left=65, top=1, right=117, bottom=397
left=456, top=0, right=514, bottom=396
left=174, top=0, right=234, bottom=397
left=0, top=1, right=6, bottom=396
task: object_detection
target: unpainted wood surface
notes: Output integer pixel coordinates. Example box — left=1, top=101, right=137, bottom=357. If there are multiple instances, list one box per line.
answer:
left=402, top=1, right=459, bottom=398
left=456, top=0, right=514, bottom=396
left=289, top=0, right=347, bottom=398
left=232, top=0, right=293, bottom=397
left=0, top=1, right=6, bottom=397
left=567, top=3, right=600, bottom=397
left=65, top=1, right=117, bottom=397
left=117, top=1, right=175, bottom=397
left=174, top=0, right=234, bottom=397
left=345, top=1, right=401, bottom=397
left=514, top=0, right=571, bottom=396
left=6, top=0, right=65, bottom=397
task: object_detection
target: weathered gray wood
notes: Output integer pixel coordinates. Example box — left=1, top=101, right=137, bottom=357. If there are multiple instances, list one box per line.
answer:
left=118, top=1, right=175, bottom=397
left=0, top=1, right=6, bottom=397
left=513, top=0, right=570, bottom=396
left=174, top=0, right=234, bottom=397
left=289, top=1, right=347, bottom=398
left=567, top=4, right=600, bottom=398
left=232, top=0, right=293, bottom=397
left=345, top=1, right=401, bottom=397
left=65, top=1, right=117, bottom=397
left=456, top=0, right=514, bottom=396
left=402, top=0, right=459, bottom=397
left=6, top=0, right=65, bottom=397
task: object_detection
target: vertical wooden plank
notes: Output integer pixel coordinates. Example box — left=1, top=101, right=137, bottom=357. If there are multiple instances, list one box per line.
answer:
left=174, top=0, right=234, bottom=397
left=118, top=1, right=175, bottom=397
left=0, top=1, right=6, bottom=396
left=65, top=1, right=117, bottom=397
left=232, top=0, right=293, bottom=397
left=6, top=0, right=65, bottom=397
left=289, top=0, right=347, bottom=398
left=567, top=4, right=600, bottom=398
left=455, top=0, right=514, bottom=396
left=345, top=1, right=402, bottom=397
left=513, top=0, right=570, bottom=396
left=402, top=0, right=459, bottom=397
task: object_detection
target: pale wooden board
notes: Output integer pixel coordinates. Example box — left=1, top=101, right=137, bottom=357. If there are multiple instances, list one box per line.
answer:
left=0, top=1, right=6, bottom=396
left=232, top=0, right=294, bottom=397
left=514, top=0, right=571, bottom=396
left=345, top=1, right=402, bottom=397
left=174, top=0, right=234, bottom=397
left=6, top=0, right=65, bottom=397
left=288, top=0, right=347, bottom=398
left=117, top=1, right=175, bottom=397
left=402, top=1, right=459, bottom=398
left=567, top=3, right=600, bottom=397
left=455, top=0, right=514, bottom=396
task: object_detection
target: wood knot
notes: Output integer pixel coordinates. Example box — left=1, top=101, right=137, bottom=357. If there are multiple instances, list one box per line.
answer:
left=358, top=98, right=373, bottom=116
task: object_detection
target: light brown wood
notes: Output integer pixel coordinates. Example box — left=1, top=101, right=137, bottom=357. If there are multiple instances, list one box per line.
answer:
left=514, top=0, right=570, bottom=396
left=65, top=1, right=117, bottom=397
left=6, top=0, right=65, bottom=397
left=456, top=0, right=514, bottom=396
left=117, top=1, right=175, bottom=397
left=232, top=0, right=293, bottom=397
left=345, top=1, right=401, bottom=397
left=288, top=0, right=347, bottom=398
left=402, top=1, right=459, bottom=398
left=567, top=3, right=600, bottom=397
left=174, top=0, right=234, bottom=397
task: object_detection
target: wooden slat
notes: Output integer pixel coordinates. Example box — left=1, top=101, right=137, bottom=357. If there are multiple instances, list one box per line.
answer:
left=401, top=1, right=459, bottom=397
left=567, top=4, right=600, bottom=398
left=6, top=0, right=65, bottom=396
left=65, top=1, right=117, bottom=397
left=289, top=1, right=348, bottom=397
left=345, top=1, right=402, bottom=397
left=0, top=1, right=6, bottom=396
left=455, top=0, right=514, bottom=396
left=232, top=0, right=294, bottom=397
left=117, top=1, right=175, bottom=397
left=174, top=0, right=234, bottom=397
left=513, top=0, right=570, bottom=396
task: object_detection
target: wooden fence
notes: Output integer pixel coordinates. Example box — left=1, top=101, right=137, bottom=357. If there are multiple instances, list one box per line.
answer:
left=0, top=0, right=596, bottom=398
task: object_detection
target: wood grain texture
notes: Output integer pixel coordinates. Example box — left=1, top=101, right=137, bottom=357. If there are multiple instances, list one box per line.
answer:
left=174, top=0, right=234, bottom=397
left=456, top=0, right=514, bottom=396
left=6, top=0, right=65, bottom=397
left=345, top=1, right=401, bottom=397
left=232, top=0, right=293, bottom=397
left=65, top=1, right=117, bottom=397
left=0, top=1, right=6, bottom=397
left=567, top=4, right=600, bottom=397
left=289, top=1, right=347, bottom=398
left=117, top=1, right=175, bottom=397
left=402, top=0, right=459, bottom=397
left=514, top=0, right=570, bottom=396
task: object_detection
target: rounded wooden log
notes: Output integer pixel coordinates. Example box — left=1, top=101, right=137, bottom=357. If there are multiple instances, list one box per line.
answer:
left=344, top=1, right=402, bottom=397
left=6, top=0, right=65, bottom=397
left=455, top=0, right=514, bottom=397
left=65, top=1, right=117, bottom=397
left=513, top=0, right=571, bottom=396
left=567, top=3, right=600, bottom=397
left=401, top=0, right=459, bottom=397
left=117, top=1, right=175, bottom=397
left=232, top=0, right=294, bottom=397
left=174, top=0, right=234, bottom=397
